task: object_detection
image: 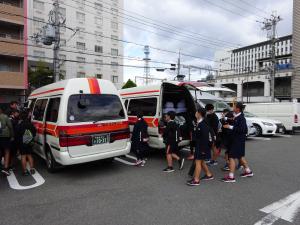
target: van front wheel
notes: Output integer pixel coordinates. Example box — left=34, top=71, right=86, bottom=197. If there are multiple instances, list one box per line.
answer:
left=254, top=124, right=262, bottom=137
left=45, top=147, right=60, bottom=173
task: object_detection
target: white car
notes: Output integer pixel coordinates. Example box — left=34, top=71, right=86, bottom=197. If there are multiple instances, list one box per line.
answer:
left=244, top=111, right=285, bottom=136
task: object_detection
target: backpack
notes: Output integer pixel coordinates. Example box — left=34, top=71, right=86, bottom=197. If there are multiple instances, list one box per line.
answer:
left=23, top=129, right=34, bottom=145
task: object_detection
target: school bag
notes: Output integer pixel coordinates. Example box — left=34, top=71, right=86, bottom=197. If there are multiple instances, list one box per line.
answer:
left=23, top=129, right=34, bottom=145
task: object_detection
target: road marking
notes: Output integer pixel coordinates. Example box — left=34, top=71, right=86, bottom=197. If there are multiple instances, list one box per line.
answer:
left=275, top=134, right=292, bottom=138
left=248, top=137, right=272, bottom=141
left=254, top=190, right=300, bottom=225
left=7, top=168, right=45, bottom=190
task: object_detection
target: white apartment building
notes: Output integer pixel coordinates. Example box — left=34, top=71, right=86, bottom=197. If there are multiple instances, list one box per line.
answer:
left=214, top=35, right=293, bottom=102
left=27, top=0, right=123, bottom=88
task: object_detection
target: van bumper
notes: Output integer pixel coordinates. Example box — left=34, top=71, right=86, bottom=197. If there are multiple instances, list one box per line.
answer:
left=293, top=126, right=300, bottom=132
left=52, top=142, right=131, bottom=166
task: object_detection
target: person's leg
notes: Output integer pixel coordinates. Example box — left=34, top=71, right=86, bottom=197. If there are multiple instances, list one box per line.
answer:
left=21, top=155, right=27, bottom=173
left=228, top=158, right=236, bottom=178
left=171, top=153, right=180, bottom=161
left=4, top=148, right=10, bottom=170
left=28, top=154, right=34, bottom=169
left=193, top=160, right=202, bottom=182
left=201, top=161, right=213, bottom=177
left=240, top=157, right=253, bottom=176
left=188, top=160, right=195, bottom=177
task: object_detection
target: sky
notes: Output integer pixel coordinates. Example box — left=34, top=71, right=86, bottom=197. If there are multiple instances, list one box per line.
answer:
left=122, top=0, right=293, bottom=84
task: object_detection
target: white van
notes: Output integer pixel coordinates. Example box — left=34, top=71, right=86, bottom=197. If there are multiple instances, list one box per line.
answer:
left=28, top=78, right=131, bottom=172
left=120, top=81, right=197, bottom=149
left=245, top=102, right=300, bottom=133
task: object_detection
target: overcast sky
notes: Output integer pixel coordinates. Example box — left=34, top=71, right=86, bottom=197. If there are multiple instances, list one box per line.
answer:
left=122, top=0, right=293, bottom=84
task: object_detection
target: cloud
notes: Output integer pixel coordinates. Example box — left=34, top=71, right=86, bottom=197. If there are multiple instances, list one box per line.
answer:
left=123, top=0, right=293, bottom=84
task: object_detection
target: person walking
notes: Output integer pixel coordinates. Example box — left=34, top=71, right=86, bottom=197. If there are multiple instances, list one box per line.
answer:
left=16, top=110, right=37, bottom=176
left=163, top=111, right=184, bottom=172
left=187, top=107, right=214, bottom=186
left=205, top=104, right=220, bottom=166
left=9, top=109, right=20, bottom=171
left=222, top=102, right=254, bottom=183
left=0, top=107, right=14, bottom=176
left=131, top=112, right=149, bottom=167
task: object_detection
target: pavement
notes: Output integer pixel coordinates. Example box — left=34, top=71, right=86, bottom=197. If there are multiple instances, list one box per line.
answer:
left=1, top=133, right=300, bottom=225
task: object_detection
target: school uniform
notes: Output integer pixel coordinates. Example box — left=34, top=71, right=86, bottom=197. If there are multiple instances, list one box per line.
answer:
left=228, top=113, right=248, bottom=159
left=163, top=120, right=180, bottom=155
left=193, top=119, right=211, bottom=160
left=131, top=118, right=149, bottom=160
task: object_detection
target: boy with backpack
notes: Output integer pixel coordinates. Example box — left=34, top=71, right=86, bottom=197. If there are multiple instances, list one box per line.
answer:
left=163, top=111, right=184, bottom=172
left=131, top=112, right=149, bottom=167
left=16, top=110, right=36, bottom=176
left=0, top=107, right=14, bottom=176
left=187, top=107, right=214, bottom=186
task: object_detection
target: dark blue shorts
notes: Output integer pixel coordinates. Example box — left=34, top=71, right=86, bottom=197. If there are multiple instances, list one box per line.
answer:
left=194, top=149, right=211, bottom=160
left=0, top=137, right=11, bottom=151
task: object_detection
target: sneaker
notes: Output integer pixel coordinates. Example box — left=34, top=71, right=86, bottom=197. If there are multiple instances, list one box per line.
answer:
left=222, top=165, right=230, bottom=171
left=1, top=169, right=10, bottom=176
left=22, top=170, right=30, bottom=176
left=221, top=176, right=236, bottom=183
left=208, top=160, right=218, bottom=166
left=135, top=160, right=142, bottom=166
left=140, top=160, right=146, bottom=167
left=30, top=168, right=36, bottom=175
left=163, top=167, right=175, bottom=173
left=186, top=179, right=200, bottom=186
left=240, top=171, right=254, bottom=178
left=201, top=175, right=215, bottom=181
left=204, top=159, right=211, bottom=163
left=178, top=158, right=185, bottom=170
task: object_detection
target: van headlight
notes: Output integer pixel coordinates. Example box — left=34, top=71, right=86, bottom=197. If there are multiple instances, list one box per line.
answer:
left=262, top=122, right=274, bottom=126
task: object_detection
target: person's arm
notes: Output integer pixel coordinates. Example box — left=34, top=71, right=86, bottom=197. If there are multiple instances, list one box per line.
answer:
left=232, top=118, right=247, bottom=134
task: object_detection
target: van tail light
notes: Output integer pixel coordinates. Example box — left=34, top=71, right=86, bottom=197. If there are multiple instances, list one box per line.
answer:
left=59, top=135, right=92, bottom=147
left=110, top=129, right=130, bottom=142
left=295, top=114, right=299, bottom=123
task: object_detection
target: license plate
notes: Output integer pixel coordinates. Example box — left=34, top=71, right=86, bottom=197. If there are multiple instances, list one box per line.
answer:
left=92, top=134, right=109, bottom=145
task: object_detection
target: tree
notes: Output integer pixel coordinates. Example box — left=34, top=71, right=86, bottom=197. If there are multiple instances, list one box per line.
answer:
left=28, top=61, right=54, bottom=91
left=122, top=79, right=137, bottom=89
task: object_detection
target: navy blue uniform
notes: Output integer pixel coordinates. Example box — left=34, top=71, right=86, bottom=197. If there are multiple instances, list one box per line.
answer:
left=163, top=120, right=181, bottom=154
left=131, top=118, right=149, bottom=160
left=16, top=119, right=36, bottom=155
left=228, top=113, right=248, bottom=159
left=193, top=120, right=211, bottom=160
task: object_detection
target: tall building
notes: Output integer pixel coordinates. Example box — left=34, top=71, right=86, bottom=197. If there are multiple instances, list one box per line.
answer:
left=292, top=0, right=300, bottom=100
left=214, top=35, right=293, bottom=103
left=0, top=0, right=27, bottom=104
left=27, top=0, right=123, bottom=88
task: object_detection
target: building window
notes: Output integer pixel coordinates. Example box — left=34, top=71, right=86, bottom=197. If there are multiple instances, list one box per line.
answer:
left=95, top=2, right=103, bottom=11
left=60, top=39, right=66, bottom=47
left=96, top=74, right=102, bottom=79
left=111, top=61, right=118, bottom=69
left=77, top=0, right=85, bottom=8
left=76, top=42, right=85, bottom=50
left=33, top=0, right=44, bottom=10
left=95, top=59, right=103, bottom=67
left=111, top=8, right=118, bottom=15
left=111, top=75, right=118, bottom=83
left=77, top=57, right=85, bottom=63
left=111, top=48, right=118, bottom=56
left=77, top=72, right=85, bottom=78
left=95, top=17, right=103, bottom=25
left=95, top=45, right=103, bottom=53
left=76, top=12, right=85, bottom=23
left=111, top=21, right=118, bottom=29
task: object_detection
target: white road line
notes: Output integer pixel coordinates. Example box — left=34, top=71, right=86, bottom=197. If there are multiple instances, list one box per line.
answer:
left=254, top=190, right=300, bottom=225
left=114, top=157, right=136, bottom=166
left=125, top=154, right=137, bottom=161
left=7, top=168, right=45, bottom=190
left=248, top=137, right=272, bottom=141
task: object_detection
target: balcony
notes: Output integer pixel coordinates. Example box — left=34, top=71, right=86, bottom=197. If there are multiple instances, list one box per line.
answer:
left=0, top=34, right=24, bottom=57
left=0, top=1, right=24, bottom=25
left=0, top=71, right=25, bottom=89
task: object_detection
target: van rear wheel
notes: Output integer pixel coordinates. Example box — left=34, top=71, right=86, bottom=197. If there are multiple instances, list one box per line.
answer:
left=45, top=147, right=60, bottom=173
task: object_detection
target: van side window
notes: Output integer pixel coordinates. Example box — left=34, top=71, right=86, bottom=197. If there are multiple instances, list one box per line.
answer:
left=46, top=98, right=61, bottom=123
left=128, top=98, right=157, bottom=117
left=33, top=99, right=48, bottom=121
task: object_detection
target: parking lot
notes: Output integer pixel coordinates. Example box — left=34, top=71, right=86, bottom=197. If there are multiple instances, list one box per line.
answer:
left=1, top=133, right=300, bottom=225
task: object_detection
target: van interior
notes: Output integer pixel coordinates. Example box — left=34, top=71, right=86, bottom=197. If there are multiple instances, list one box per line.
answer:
left=161, top=83, right=196, bottom=139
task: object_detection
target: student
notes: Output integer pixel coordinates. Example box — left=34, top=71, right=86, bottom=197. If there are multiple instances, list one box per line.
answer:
left=131, top=112, right=149, bottom=167
left=163, top=111, right=184, bottom=172
left=9, top=109, right=20, bottom=170
left=5, top=101, right=19, bottom=117
left=0, top=107, right=14, bottom=176
left=222, top=102, right=254, bottom=183
left=187, top=107, right=214, bottom=186
left=205, top=104, right=220, bottom=166
left=16, top=110, right=37, bottom=176
left=219, top=109, right=234, bottom=171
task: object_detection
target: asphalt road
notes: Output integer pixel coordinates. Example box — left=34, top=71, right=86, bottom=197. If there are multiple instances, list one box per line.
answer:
left=1, top=134, right=300, bottom=225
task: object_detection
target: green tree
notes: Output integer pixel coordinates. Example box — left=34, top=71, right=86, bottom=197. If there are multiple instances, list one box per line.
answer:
left=28, top=61, right=54, bottom=90
left=122, top=79, right=137, bottom=89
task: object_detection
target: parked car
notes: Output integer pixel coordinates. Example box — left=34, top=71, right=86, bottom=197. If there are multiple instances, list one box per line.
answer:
left=245, top=102, right=300, bottom=133
left=244, top=111, right=285, bottom=136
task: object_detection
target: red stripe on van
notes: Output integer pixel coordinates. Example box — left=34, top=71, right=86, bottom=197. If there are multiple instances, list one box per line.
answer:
left=88, top=78, right=101, bottom=94
left=30, top=88, right=65, bottom=97
left=120, top=90, right=160, bottom=96
left=128, top=116, right=158, bottom=128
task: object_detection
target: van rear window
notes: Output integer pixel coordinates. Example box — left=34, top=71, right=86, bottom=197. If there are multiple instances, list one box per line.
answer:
left=67, top=94, right=125, bottom=123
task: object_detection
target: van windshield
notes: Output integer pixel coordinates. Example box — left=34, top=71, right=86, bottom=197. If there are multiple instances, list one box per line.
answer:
left=67, top=94, right=125, bottom=123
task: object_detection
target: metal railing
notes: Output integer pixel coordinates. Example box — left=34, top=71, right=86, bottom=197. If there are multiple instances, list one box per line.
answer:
left=0, top=33, right=23, bottom=40
left=0, top=0, right=22, bottom=7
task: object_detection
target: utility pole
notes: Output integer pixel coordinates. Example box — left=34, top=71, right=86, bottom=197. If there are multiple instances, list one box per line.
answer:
left=53, top=0, right=60, bottom=82
left=260, top=13, right=282, bottom=102
left=177, top=50, right=181, bottom=80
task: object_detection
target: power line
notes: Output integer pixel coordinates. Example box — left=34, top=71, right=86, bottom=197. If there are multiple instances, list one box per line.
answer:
left=238, top=0, right=269, bottom=16
left=221, top=0, right=265, bottom=18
